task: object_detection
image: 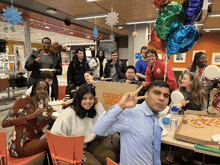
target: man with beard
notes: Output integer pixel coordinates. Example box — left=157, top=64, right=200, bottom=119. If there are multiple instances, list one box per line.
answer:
left=25, top=37, right=62, bottom=100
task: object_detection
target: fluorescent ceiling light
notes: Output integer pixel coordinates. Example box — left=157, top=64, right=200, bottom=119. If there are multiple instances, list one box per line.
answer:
left=45, top=26, right=50, bottom=29
left=70, top=32, right=73, bottom=34
left=74, top=13, right=108, bottom=20
left=46, top=8, right=58, bottom=14
left=126, top=19, right=156, bottom=25
left=118, top=26, right=123, bottom=29
left=193, top=22, right=204, bottom=26
left=208, top=13, right=220, bottom=17
left=203, top=27, right=220, bottom=31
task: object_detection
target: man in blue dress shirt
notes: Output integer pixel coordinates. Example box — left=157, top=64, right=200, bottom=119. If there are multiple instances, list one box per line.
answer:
left=93, top=80, right=171, bottom=165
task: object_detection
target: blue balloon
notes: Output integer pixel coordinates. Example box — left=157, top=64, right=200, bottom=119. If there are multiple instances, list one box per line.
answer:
left=166, top=25, right=199, bottom=59
left=184, top=0, right=204, bottom=25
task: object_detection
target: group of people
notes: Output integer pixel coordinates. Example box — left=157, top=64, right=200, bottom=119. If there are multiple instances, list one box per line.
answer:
left=1, top=37, right=219, bottom=165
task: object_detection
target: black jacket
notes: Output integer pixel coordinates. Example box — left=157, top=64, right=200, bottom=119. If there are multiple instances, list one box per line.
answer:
left=25, top=49, right=62, bottom=100
left=67, top=55, right=90, bottom=86
left=102, top=59, right=126, bottom=79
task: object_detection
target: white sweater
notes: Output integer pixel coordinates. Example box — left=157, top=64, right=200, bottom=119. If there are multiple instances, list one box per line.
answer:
left=50, top=104, right=105, bottom=144
left=89, top=58, right=107, bottom=78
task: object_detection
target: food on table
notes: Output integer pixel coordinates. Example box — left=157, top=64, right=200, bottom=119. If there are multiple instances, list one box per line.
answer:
left=186, top=115, right=220, bottom=128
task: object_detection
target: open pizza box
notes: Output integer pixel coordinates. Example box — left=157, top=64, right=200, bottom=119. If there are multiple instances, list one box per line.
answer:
left=174, top=110, right=220, bottom=149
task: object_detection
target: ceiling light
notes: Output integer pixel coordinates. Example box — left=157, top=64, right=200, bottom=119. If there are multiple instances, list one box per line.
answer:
left=46, top=8, right=58, bottom=14
left=208, top=12, right=220, bottom=17
left=126, top=19, right=156, bottom=25
left=75, top=13, right=108, bottom=20
left=87, top=36, right=91, bottom=38
left=70, top=32, right=73, bottom=34
left=45, top=26, right=50, bottom=29
left=193, top=22, right=204, bottom=26
left=203, top=27, right=220, bottom=31
left=118, top=26, right=123, bottom=29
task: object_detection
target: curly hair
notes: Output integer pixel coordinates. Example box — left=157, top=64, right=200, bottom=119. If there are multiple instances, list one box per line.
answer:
left=30, top=79, right=49, bottom=98
left=179, top=71, right=207, bottom=105
left=70, top=85, right=97, bottom=119
left=190, top=51, right=206, bottom=72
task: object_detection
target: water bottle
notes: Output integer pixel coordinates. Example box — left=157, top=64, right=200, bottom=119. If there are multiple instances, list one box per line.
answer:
left=170, top=106, right=179, bottom=132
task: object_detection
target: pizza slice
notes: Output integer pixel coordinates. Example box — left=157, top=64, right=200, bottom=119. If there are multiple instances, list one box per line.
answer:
left=186, top=119, right=204, bottom=128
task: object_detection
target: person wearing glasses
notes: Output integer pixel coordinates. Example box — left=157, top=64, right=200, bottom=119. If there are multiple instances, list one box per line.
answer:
left=25, top=37, right=62, bottom=100
left=178, top=51, right=217, bottom=106
left=101, top=50, right=126, bottom=82
left=166, top=71, right=208, bottom=164
left=143, top=49, right=177, bottom=92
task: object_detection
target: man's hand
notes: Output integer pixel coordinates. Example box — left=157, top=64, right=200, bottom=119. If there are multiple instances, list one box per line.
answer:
left=51, top=69, right=56, bottom=74
left=35, top=54, right=42, bottom=63
left=141, top=81, right=147, bottom=86
left=125, top=80, right=131, bottom=84
left=118, top=85, right=147, bottom=110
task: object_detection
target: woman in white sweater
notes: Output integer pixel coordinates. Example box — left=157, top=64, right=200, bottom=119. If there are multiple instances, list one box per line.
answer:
left=50, top=85, right=117, bottom=165
left=89, top=49, right=107, bottom=79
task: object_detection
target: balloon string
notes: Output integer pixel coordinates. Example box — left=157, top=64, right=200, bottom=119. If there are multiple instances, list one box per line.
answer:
left=164, top=50, right=168, bottom=82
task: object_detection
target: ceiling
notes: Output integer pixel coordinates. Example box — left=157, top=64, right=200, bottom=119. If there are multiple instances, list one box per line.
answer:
left=0, top=0, right=220, bottom=44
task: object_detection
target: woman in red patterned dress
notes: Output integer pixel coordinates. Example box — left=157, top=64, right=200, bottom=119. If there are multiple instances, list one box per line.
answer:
left=2, top=79, right=53, bottom=158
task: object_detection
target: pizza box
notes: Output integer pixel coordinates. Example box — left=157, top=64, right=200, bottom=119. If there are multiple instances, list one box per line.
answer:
left=174, top=110, right=220, bottom=149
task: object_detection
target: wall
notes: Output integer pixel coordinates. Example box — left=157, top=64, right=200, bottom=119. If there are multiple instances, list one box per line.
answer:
left=148, top=32, right=220, bottom=70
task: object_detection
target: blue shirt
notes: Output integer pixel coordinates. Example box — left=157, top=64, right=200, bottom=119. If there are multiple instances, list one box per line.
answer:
left=93, top=101, right=163, bottom=165
left=135, top=59, right=149, bottom=75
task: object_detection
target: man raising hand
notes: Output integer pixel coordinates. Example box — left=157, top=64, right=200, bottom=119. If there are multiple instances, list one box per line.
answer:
left=93, top=80, right=171, bottom=165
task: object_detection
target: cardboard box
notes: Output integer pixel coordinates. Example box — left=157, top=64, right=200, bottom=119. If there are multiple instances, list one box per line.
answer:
left=174, top=110, right=220, bottom=148
left=95, top=81, right=138, bottom=110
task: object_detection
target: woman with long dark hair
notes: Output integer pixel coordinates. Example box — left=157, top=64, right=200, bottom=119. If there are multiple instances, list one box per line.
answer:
left=2, top=79, right=53, bottom=158
left=50, top=85, right=117, bottom=165
left=89, top=49, right=107, bottom=79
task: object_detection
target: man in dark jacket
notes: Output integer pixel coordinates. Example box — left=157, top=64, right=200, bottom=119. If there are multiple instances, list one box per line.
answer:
left=25, top=37, right=62, bottom=100
left=67, top=48, right=90, bottom=88
left=101, top=50, right=125, bottom=82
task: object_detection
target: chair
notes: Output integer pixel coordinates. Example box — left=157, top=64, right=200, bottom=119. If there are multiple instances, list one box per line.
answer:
left=0, top=131, right=49, bottom=165
left=107, top=157, right=119, bottom=165
left=45, top=128, right=84, bottom=165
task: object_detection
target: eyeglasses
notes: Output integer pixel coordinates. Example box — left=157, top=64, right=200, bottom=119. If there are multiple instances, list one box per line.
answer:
left=146, top=55, right=155, bottom=59
left=42, top=42, right=51, bottom=45
left=198, top=57, right=208, bottom=61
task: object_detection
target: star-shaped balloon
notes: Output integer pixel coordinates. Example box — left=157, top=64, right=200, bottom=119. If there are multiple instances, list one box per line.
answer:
left=3, top=5, right=22, bottom=26
left=93, top=27, right=98, bottom=38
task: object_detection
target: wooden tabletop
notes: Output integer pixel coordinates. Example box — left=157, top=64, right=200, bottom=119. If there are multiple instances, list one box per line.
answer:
left=162, top=125, right=220, bottom=157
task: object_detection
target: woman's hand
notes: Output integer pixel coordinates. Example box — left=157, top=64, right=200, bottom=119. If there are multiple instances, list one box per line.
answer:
left=179, top=99, right=190, bottom=107
left=82, top=151, right=87, bottom=163
left=45, top=105, right=54, bottom=120
left=27, top=108, right=44, bottom=120
left=118, top=85, right=147, bottom=110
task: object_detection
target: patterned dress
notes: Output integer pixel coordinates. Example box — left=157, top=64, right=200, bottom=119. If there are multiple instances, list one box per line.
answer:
left=2, top=95, right=48, bottom=158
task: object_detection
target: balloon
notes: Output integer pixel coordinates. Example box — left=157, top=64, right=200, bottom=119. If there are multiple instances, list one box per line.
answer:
left=152, top=0, right=169, bottom=10
left=151, top=27, right=166, bottom=52
left=166, top=25, right=199, bottom=59
left=156, top=2, right=185, bottom=40
left=168, top=0, right=187, bottom=4
left=184, top=0, right=204, bottom=25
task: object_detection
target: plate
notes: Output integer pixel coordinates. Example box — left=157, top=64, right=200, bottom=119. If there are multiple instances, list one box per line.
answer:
left=48, top=100, right=63, bottom=106
left=171, top=91, right=184, bottom=104
left=204, top=65, right=220, bottom=80
left=162, top=126, right=168, bottom=136
left=40, top=68, right=54, bottom=71
left=212, top=134, right=220, bottom=144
